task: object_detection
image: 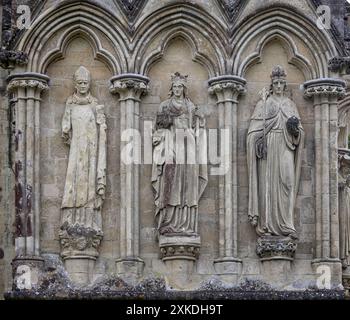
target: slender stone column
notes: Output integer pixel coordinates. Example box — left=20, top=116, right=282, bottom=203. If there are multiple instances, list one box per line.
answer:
left=208, top=75, right=246, bottom=275
left=7, top=73, right=49, bottom=289
left=110, top=74, right=149, bottom=276
left=304, top=78, right=345, bottom=286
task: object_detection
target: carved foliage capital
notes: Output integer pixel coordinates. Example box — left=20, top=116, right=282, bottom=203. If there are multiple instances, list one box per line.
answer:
left=110, top=76, right=149, bottom=100
left=0, top=49, right=28, bottom=69
left=328, top=56, right=350, bottom=74
left=304, top=79, right=346, bottom=100
left=208, top=76, right=246, bottom=103
left=7, top=79, right=49, bottom=94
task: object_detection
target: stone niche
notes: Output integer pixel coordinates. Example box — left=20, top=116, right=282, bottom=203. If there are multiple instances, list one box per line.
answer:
left=141, top=38, right=218, bottom=288
left=42, top=37, right=119, bottom=282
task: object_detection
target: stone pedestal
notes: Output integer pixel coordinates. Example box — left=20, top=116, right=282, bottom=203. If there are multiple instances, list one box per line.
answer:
left=59, top=225, right=103, bottom=285
left=115, top=257, right=145, bottom=276
left=257, top=236, right=297, bottom=282
left=342, top=272, right=350, bottom=296
left=159, top=236, right=200, bottom=288
left=311, top=259, right=343, bottom=289
left=64, top=257, right=96, bottom=286
left=12, top=256, right=44, bottom=290
left=214, top=257, right=242, bottom=275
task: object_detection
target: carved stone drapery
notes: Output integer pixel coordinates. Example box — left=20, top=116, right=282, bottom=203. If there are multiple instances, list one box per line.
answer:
left=208, top=75, right=246, bottom=274
left=152, top=72, right=208, bottom=269
left=7, top=73, right=49, bottom=289
left=304, top=78, right=346, bottom=285
left=247, top=66, right=304, bottom=265
left=110, top=73, right=149, bottom=276
left=338, top=148, right=350, bottom=269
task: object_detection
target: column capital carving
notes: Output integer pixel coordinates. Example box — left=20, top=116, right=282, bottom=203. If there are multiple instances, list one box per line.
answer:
left=109, top=73, right=149, bottom=101
left=303, top=78, right=346, bottom=99
left=208, top=75, right=246, bottom=103
left=7, top=72, right=50, bottom=93
left=328, top=56, right=350, bottom=74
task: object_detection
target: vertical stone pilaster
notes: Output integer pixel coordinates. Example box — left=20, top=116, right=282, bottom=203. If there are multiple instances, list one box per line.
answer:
left=208, top=75, right=246, bottom=275
left=7, top=73, right=49, bottom=289
left=304, top=78, right=346, bottom=286
left=110, top=74, right=149, bottom=276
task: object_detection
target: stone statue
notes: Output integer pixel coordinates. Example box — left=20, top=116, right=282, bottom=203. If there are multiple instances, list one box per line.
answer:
left=247, top=66, right=304, bottom=244
left=152, top=72, right=208, bottom=238
left=339, top=149, right=350, bottom=269
left=59, top=66, right=107, bottom=259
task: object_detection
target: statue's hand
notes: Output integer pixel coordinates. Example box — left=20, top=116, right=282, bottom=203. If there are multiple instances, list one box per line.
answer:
left=62, top=132, right=71, bottom=145
left=287, top=116, right=300, bottom=137
left=152, top=133, right=163, bottom=146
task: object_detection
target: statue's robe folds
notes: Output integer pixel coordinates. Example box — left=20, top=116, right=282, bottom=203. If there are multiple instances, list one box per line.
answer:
left=152, top=98, right=208, bottom=236
left=61, top=93, right=106, bottom=232
left=247, top=95, right=304, bottom=237
left=339, top=176, right=350, bottom=267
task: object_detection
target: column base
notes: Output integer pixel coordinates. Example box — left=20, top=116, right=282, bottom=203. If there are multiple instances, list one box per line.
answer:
left=11, top=255, right=44, bottom=290
left=116, top=257, right=145, bottom=276
left=214, top=257, right=242, bottom=275
left=63, top=256, right=96, bottom=286
left=311, top=258, right=343, bottom=289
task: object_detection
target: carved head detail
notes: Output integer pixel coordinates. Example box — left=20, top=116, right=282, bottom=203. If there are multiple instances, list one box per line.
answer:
left=74, top=66, right=91, bottom=96
left=169, top=72, right=188, bottom=98
left=270, top=65, right=287, bottom=96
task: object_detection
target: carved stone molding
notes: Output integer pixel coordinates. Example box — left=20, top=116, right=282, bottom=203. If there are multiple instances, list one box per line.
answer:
left=159, top=236, right=201, bottom=261
left=328, top=56, right=350, bottom=74
left=256, top=236, right=297, bottom=261
left=215, top=0, right=245, bottom=24
left=304, top=78, right=346, bottom=99
left=115, top=0, right=147, bottom=24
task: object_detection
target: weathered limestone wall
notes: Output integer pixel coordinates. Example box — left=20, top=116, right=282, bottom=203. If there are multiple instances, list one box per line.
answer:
left=0, top=0, right=349, bottom=298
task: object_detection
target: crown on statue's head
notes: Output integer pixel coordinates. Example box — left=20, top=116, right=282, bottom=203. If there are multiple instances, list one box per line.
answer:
left=271, top=65, right=287, bottom=80
left=74, top=66, right=91, bottom=82
left=171, top=72, right=188, bottom=85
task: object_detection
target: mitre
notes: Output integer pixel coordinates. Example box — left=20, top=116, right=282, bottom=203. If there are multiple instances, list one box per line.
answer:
left=74, top=66, right=90, bottom=82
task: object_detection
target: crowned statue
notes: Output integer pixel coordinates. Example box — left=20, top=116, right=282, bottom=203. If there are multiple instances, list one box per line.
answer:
left=247, top=65, right=304, bottom=242
left=152, top=72, right=208, bottom=238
